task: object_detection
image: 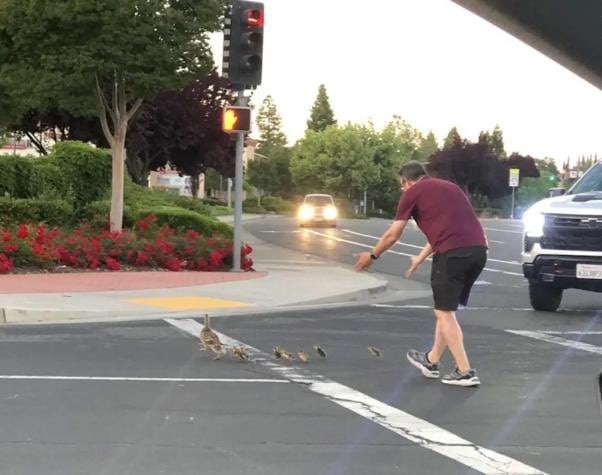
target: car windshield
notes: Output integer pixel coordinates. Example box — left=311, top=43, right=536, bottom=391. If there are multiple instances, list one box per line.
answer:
left=304, top=196, right=333, bottom=206
left=569, top=163, right=602, bottom=194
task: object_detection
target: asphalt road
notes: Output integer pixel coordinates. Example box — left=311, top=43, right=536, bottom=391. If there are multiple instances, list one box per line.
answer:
left=0, top=216, right=600, bottom=475
left=245, top=215, right=602, bottom=311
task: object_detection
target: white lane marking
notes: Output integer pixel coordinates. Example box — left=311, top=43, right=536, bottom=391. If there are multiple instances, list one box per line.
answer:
left=342, top=228, right=423, bottom=250
left=506, top=331, right=602, bottom=356
left=540, top=331, right=602, bottom=335
left=372, top=304, right=534, bottom=311
left=483, top=268, right=523, bottom=276
left=489, top=240, right=505, bottom=244
left=166, top=318, right=547, bottom=475
left=0, top=375, right=288, bottom=383
left=482, top=227, right=522, bottom=234
left=373, top=305, right=598, bottom=314
left=341, top=229, right=521, bottom=266
left=305, top=229, right=415, bottom=257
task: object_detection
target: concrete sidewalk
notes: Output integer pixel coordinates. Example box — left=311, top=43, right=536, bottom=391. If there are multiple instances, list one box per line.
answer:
left=0, top=215, right=429, bottom=325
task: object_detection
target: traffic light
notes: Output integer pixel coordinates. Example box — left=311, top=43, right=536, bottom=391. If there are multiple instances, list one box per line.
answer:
left=222, top=106, right=252, bottom=133
left=223, top=1, right=264, bottom=89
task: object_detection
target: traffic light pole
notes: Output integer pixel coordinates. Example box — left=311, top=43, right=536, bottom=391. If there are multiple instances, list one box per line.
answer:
left=232, top=92, right=246, bottom=272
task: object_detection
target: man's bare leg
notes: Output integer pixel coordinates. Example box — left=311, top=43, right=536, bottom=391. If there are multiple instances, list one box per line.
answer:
left=427, top=317, right=446, bottom=364
left=433, top=309, right=470, bottom=372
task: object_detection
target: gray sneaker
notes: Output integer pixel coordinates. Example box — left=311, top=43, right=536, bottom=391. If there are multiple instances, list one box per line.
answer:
left=406, top=349, right=440, bottom=379
left=441, top=368, right=480, bottom=387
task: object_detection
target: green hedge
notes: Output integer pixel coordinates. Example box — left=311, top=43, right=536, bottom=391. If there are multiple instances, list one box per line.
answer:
left=30, top=161, right=70, bottom=201
left=0, top=198, right=73, bottom=227
left=0, top=155, right=35, bottom=198
left=0, top=141, right=110, bottom=207
left=260, top=196, right=296, bottom=214
left=48, top=141, right=111, bottom=208
left=133, top=206, right=232, bottom=238
left=79, top=200, right=136, bottom=230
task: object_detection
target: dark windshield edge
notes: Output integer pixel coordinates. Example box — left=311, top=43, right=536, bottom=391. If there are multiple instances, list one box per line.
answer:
left=567, top=163, right=602, bottom=195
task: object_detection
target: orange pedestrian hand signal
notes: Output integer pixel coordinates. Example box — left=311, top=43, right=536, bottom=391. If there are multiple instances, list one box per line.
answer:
left=222, top=106, right=251, bottom=133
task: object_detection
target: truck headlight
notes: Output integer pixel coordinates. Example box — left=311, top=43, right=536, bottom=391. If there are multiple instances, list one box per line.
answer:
left=324, top=205, right=337, bottom=220
left=522, top=208, right=545, bottom=237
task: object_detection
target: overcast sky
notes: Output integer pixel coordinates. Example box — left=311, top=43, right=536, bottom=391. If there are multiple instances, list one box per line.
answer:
left=211, top=0, right=601, bottom=165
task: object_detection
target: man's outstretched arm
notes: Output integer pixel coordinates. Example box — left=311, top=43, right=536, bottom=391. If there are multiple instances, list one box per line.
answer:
left=405, top=242, right=433, bottom=279
left=354, top=220, right=407, bottom=271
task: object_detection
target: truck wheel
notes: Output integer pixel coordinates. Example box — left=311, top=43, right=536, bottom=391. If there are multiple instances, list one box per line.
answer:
left=529, top=283, right=563, bottom=312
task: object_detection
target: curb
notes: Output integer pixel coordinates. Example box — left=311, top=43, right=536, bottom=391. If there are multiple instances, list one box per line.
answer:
left=0, top=280, right=390, bottom=326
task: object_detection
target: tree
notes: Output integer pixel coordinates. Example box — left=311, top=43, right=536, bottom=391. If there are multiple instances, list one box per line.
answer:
left=256, top=96, right=287, bottom=150
left=162, top=74, right=234, bottom=197
left=127, top=72, right=235, bottom=192
left=443, top=127, right=462, bottom=150
left=417, top=131, right=439, bottom=161
left=0, top=127, right=8, bottom=148
left=0, top=0, right=225, bottom=230
left=246, top=157, right=279, bottom=205
left=306, top=84, right=336, bottom=132
left=429, top=140, right=540, bottom=208
left=478, top=130, right=492, bottom=148
left=502, top=153, right=540, bottom=181
left=490, top=124, right=506, bottom=159
left=4, top=108, right=105, bottom=156
left=291, top=124, right=379, bottom=198
left=369, top=117, right=423, bottom=213
left=255, top=95, right=293, bottom=197
left=267, top=145, right=294, bottom=197
left=429, top=140, right=506, bottom=206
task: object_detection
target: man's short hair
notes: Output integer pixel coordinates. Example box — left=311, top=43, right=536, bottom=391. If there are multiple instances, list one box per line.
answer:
left=399, top=161, right=427, bottom=181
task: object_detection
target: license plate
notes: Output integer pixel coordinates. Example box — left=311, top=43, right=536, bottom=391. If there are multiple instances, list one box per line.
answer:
left=576, top=264, right=602, bottom=279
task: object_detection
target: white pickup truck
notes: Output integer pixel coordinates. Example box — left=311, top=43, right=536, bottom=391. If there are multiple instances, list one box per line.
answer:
left=522, top=162, right=602, bottom=311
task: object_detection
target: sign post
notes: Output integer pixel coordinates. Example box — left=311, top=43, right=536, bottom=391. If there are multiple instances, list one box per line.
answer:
left=509, top=168, right=520, bottom=219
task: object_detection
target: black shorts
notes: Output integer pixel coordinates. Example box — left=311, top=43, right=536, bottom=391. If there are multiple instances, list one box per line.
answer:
left=431, top=246, right=487, bottom=311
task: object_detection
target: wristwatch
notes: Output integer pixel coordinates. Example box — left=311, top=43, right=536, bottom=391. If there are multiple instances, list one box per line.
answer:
left=370, top=252, right=379, bottom=260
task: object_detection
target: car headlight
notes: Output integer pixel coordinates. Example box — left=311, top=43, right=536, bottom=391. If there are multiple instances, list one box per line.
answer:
left=522, top=207, right=545, bottom=237
left=298, top=205, right=314, bottom=220
left=324, top=205, right=337, bottom=220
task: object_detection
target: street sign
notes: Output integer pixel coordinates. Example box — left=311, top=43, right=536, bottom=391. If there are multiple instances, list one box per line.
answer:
left=509, top=168, right=520, bottom=187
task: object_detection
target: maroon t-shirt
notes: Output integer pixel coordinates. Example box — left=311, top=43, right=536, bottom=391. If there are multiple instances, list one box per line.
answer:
left=395, top=177, right=487, bottom=255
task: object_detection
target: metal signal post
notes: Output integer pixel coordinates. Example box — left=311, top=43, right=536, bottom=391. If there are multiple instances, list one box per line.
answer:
left=222, top=1, right=264, bottom=271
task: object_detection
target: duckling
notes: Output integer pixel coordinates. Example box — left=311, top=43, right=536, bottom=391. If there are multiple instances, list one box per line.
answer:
left=367, top=346, right=382, bottom=358
left=313, top=345, right=327, bottom=359
left=231, top=346, right=250, bottom=362
left=199, top=314, right=224, bottom=360
left=273, top=346, right=283, bottom=359
left=297, top=351, right=309, bottom=363
left=279, top=347, right=293, bottom=360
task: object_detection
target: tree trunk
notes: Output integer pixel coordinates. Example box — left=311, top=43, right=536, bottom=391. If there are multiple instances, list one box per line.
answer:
left=109, top=132, right=126, bottom=233
left=25, top=132, right=47, bottom=155
left=190, top=174, right=200, bottom=198
left=125, top=151, right=150, bottom=186
left=94, top=73, right=143, bottom=233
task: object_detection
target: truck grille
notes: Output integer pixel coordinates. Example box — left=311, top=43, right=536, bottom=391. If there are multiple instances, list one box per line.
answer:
left=541, top=214, right=602, bottom=251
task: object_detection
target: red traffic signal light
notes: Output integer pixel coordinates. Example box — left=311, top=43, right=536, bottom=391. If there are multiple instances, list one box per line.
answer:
left=247, top=9, right=264, bottom=27
left=222, top=1, right=264, bottom=89
left=223, top=106, right=252, bottom=133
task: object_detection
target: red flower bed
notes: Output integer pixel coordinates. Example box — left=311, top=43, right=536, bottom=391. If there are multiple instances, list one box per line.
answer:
left=0, top=214, right=253, bottom=274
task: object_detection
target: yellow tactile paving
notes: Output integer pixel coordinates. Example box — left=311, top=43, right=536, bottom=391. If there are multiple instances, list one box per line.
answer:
left=127, top=296, right=253, bottom=310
